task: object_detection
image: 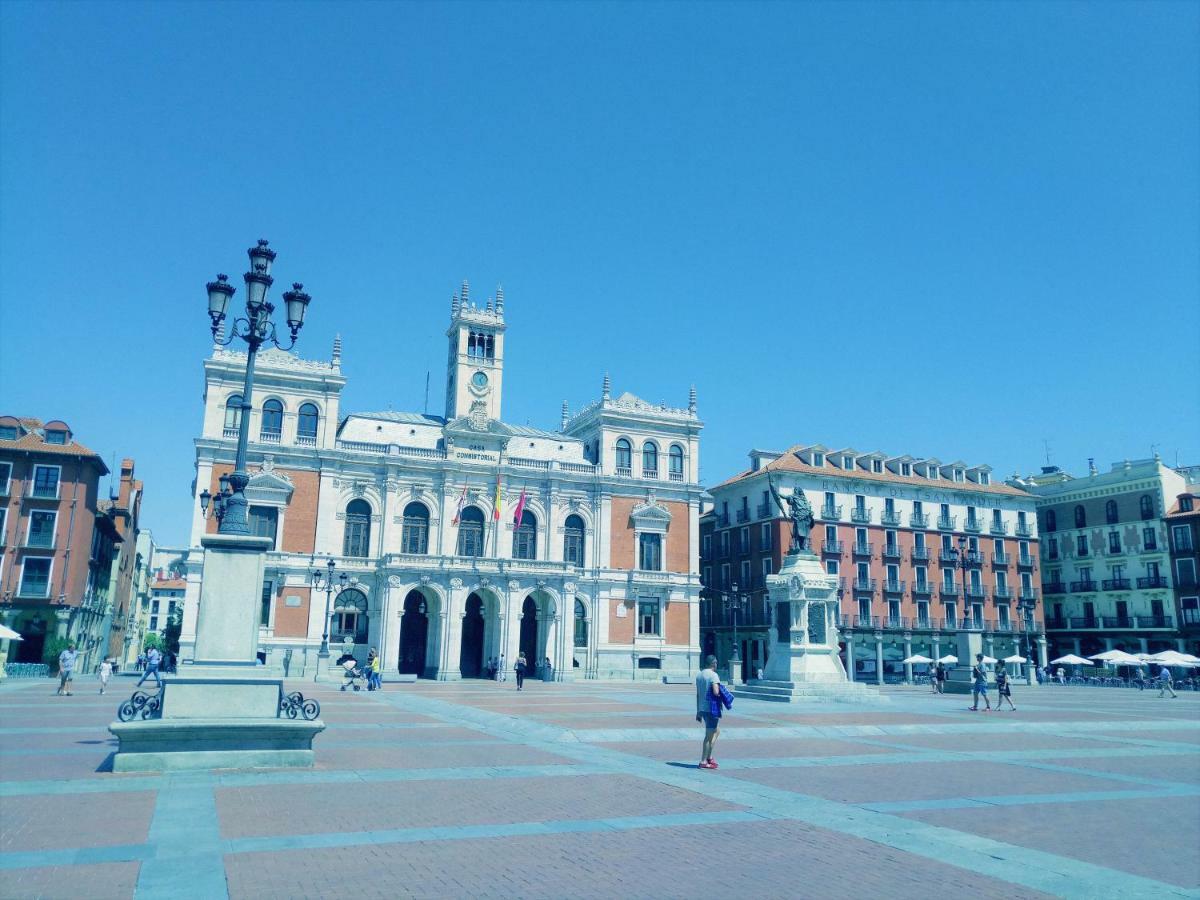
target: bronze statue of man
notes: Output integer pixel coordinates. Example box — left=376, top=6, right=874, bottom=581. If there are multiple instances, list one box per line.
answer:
left=768, top=472, right=815, bottom=554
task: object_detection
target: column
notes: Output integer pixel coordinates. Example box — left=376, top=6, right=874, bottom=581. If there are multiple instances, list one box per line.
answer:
left=874, top=631, right=884, bottom=686
left=55, top=608, right=71, bottom=639
left=1037, top=634, right=1048, bottom=669
left=1139, top=637, right=1149, bottom=654
left=440, top=579, right=465, bottom=680
left=0, top=610, right=15, bottom=677
left=983, top=633, right=994, bottom=660
left=903, top=632, right=913, bottom=685
left=377, top=580, right=400, bottom=677
left=1073, top=637, right=1082, bottom=656
left=846, top=634, right=856, bottom=682
left=932, top=632, right=941, bottom=664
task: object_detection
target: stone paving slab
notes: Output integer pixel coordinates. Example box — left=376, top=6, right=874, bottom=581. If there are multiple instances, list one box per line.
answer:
left=1047, top=753, right=1200, bottom=785
left=598, top=736, right=899, bottom=762
left=0, top=790, right=156, bottom=852
left=215, top=773, right=744, bottom=839
left=854, top=731, right=1114, bottom=752
left=0, top=859, right=140, bottom=899
left=901, top=794, right=1200, bottom=889
left=314, top=742, right=573, bottom=771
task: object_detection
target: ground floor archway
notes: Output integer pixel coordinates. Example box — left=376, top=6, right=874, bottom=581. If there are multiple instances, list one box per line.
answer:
left=519, top=595, right=538, bottom=666
left=399, top=590, right=429, bottom=676
left=460, top=593, right=486, bottom=677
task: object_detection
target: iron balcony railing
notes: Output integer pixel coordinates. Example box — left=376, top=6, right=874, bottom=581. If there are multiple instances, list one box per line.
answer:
left=910, top=547, right=931, bottom=562
left=850, top=507, right=872, bottom=524
left=1043, top=582, right=1067, bottom=594
left=821, top=504, right=843, bottom=520
left=1044, top=617, right=1069, bottom=629
left=992, top=551, right=1010, bottom=566
left=853, top=578, right=877, bottom=593
left=1139, top=614, right=1173, bottom=628
left=964, top=518, right=983, bottom=533
left=939, top=585, right=959, bottom=601
left=881, top=510, right=902, bottom=526
left=1101, top=616, right=1135, bottom=628
left=852, top=542, right=873, bottom=557
left=715, top=514, right=729, bottom=527
left=1102, top=578, right=1131, bottom=591
left=883, top=579, right=905, bottom=594
left=822, top=540, right=844, bottom=555
left=911, top=582, right=933, bottom=596
left=937, top=515, right=957, bottom=530
left=757, top=502, right=772, bottom=519
left=989, top=520, right=1009, bottom=535
left=1019, top=588, right=1039, bottom=602
left=910, top=512, right=930, bottom=529
left=964, top=583, right=986, bottom=599
left=1017, top=554, right=1035, bottom=567
left=1070, top=580, right=1098, bottom=593
left=1069, top=616, right=1099, bottom=628
left=882, top=544, right=902, bottom=559
left=736, top=509, right=749, bottom=524
left=1137, top=575, right=1168, bottom=589
left=1016, top=522, right=1033, bottom=537
left=992, top=586, right=1012, bottom=600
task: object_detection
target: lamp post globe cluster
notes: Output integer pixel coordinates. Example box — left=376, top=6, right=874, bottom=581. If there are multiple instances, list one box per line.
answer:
left=197, top=240, right=312, bottom=535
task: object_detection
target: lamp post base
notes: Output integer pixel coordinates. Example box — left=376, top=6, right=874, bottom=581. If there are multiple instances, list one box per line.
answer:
left=314, top=649, right=330, bottom=683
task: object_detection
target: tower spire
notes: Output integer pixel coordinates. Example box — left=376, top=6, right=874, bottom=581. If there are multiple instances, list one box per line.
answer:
left=561, top=400, right=569, bottom=431
left=495, top=284, right=504, bottom=316
left=602, top=372, right=611, bottom=402
left=451, top=292, right=460, bottom=317
left=688, top=384, right=697, bottom=414
left=461, top=279, right=470, bottom=309
left=332, top=332, right=342, bottom=367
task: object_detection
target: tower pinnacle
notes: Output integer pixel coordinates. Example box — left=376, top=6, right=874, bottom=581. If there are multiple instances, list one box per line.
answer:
left=602, top=372, right=611, bottom=401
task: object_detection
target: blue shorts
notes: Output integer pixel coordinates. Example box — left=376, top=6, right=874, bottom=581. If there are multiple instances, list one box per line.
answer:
left=973, top=682, right=988, bottom=694
left=700, top=712, right=721, bottom=730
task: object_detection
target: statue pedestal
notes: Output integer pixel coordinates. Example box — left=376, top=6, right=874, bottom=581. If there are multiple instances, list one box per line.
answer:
left=739, top=551, right=883, bottom=704
left=944, top=631, right=993, bottom=695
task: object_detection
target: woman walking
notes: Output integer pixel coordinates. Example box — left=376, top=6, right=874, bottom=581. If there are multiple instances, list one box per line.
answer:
left=515, top=653, right=527, bottom=691
left=995, top=662, right=1016, bottom=710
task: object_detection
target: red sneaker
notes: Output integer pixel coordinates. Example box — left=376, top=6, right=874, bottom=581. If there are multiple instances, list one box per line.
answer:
left=707, top=758, right=719, bottom=769
left=698, top=760, right=716, bottom=769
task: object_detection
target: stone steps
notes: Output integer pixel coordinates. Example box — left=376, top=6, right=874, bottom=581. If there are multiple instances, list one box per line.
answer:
left=734, top=679, right=884, bottom=704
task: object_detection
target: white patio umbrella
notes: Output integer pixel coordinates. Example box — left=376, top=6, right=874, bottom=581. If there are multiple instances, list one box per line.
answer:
left=1003, top=654, right=1027, bottom=663
left=1050, top=654, right=1094, bottom=666
left=937, top=654, right=958, bottom=664
left=1090, top=649, right=1145, bottom=666
left=1149, top=651, right=1198, bottom=665
left=0, top=624, right=21, bottom=641
left=903, top=654, right=934, bottom=664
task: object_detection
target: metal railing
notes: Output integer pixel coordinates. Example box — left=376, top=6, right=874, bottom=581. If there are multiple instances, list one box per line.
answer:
left=992, top=551, right=1010, bottom=565
left=910, top=512, right=930, bottom=528
left=911, top=582, right=933, bottom=596
left=821, top=540, right=843, bottom=555
left=883, top=579, right=905, bottom=594
left=757, top=502, right=772, bottom=519
left=964, top=583, right=986, bottom=599
left=736, top=509, right=749, bottom=523
left=964, top=518, right=982, bottom=533
left=1070, top=580, right=1098, bottom=593
left=989, top=520, right=1009, bottom=535
left=1043, top=582, right=1067, bottom=594
left=1020, top=588, right=1039, bottom=602
left=1016, top=522, right=1033, bottom=537
left=1101, top=578, right=1131, bottom=591
left=992, top=586, right=1012, bottom=600
left=853, top=578, right=877, bottom=592
left=938, top=515, right=957, bottom=530
left=852, top=542, right=873, bottom=557
left=881, top=510, right=902, bottom=526
left=1137, top=575, right=1168, bottom=588
left=850, top=507, right=872, bottom=524
left=910, top=547, right=931, bottom=562
left=882, top=544, right=901, bottom=559
left=939, top=585, right=960, bottom=601
left=1017, top=554, right=1035, bottom=567
left=820, top=504, right=842, bottom=520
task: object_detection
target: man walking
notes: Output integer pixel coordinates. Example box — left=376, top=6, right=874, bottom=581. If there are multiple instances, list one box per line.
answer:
left=1158, top=664, right=1178, bottom=698
left=695, top=654, right=722, bottom=769
left=969, top=653, right=992, bottom=711
left=56, top=643, right=77, bottom=696
left=934, top=661, right=946, bottom=694
left=137, top=646, right=163, bottom=690
left=98, top=658, right=113, bottom=695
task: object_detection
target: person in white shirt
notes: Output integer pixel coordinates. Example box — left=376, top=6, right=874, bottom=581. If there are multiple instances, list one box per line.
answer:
left=695, top=655, right=723, bottom=769
left=98, top=659, right=113, bottom=695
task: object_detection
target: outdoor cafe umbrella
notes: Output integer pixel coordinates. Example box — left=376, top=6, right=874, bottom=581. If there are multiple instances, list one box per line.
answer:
left=981, top=656, right=998, bottom=664
left=1090, top=650, right=1145, bottom=667
left=1050, top=654, right=1093, bottom=682
left=937, top=654, right=958, bottom=664
left=903, top=654, right=934, bottom=664
left=0, top=624, right=21, bottom=641
left=1003, top=654, right=1027, bottom=663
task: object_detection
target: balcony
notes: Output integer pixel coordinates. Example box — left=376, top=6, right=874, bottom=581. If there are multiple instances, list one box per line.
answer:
left=1136, top=575, right=1168, bottom=589
left=992, top=585, right=1013, bottom=601
left=1070, top=580, right=1098, bottom=593
left=1139, top=615, right=1174, bottom=629
left=1020, top=588, right=1039, bottom=602
left=850, top=507, right=873, bottom=524
left=989, top=520, right=1009, bottom=535
left=1102, top=578, right=1131, bottom=592
left=964, top=518, right=983, bottom=534
left=736, top=509, right=749, bottom=524
left=222, top=427, right=239, bottom=439
left=715, top=513, right=729, bottom=528
left=964, top=551, right=984, bottom=566
left=939, top=584, right=960, bottom=602
left=911, top=581, right=933, bottom=596
left=883, top=616, right=906, bottom=630
left=1043, top=581, right=1067, bottom=594
left=964, top=583, right=986, bottom=599
left=852, top=542, right=873, bottom=558
left=883, top=579, right=905, bottom=594
left=937, top=515, right=957, bottom=530
left=757, top=502, right=772, bottom=519
left=912, top=616, right=934, bottom=630
left=616, top=466, right=633, bottom=478
left=821, top=541, right=844, bottom=555
left=881, top=510, right=902, bottom=527
left=910, top=512, right=930, bottom=529
left=259, top=431, right=282, bottom=444
left=1017, top=553, right=1035, bottom=568
left=820, top=504, right=843, bottom=521
left=669, top=471, right=684, bottom=483
left=853, top=578, right=877, bottom=593
left=1101, top=616, right=1135, bottom=629
left=882, top=543, right=902, bottom=559
left=1069, top=616, right=1100, bottom=629
left=1044, top=617, right=1069, bottom=630
left=910, top=547, right=931, bottom=562
left=1139, top=541, right=1160, bottom=554
left=992, top=551, right=1010, bottom=566
left=853, top=615, right=880, bottom=629
left=296, top=435, right=317, bottom=447
left=1016, top=522, right=1033, bottom=537
left=642, top=468, right=659, bottom=480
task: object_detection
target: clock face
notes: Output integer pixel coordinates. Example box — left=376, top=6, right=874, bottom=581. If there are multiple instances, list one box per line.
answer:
left=471, top=371, right=489, bottom=389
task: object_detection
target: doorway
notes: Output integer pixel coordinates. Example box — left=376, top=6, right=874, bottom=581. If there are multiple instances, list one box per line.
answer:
left=519, top=595, right=539, bottom=666
left=460, top=593, right=485, bottom=677
left=399, top=590, right=429, bottom=676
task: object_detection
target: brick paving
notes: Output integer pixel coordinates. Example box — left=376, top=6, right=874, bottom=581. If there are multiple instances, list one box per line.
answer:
left=1, top=676, right=1198, bottom=898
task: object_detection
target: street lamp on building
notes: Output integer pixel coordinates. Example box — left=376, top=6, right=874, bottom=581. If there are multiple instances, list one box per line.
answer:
left=724, top=583, right=746, bottom=684
left=952, top=534, right=969, bottom=628
left=197, top=241, right=311, bottom=535
left=310, top=558, right=347, bottom=681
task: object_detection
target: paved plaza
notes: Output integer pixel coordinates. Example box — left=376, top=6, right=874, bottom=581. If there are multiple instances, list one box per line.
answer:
left=1, top=676, right=1198, bottom=899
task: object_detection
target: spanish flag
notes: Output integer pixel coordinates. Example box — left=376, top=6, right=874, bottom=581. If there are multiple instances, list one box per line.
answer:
left=493, top=470, right=502, bottom=521
left=513, top=486, right=528, bottom=526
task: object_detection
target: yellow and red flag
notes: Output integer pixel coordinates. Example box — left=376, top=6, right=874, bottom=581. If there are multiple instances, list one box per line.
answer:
left=493, top=471, right=502, bottom=521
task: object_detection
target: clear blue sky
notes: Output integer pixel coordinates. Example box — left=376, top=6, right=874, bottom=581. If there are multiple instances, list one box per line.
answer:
left=2, top=1, right=1197, bottom=547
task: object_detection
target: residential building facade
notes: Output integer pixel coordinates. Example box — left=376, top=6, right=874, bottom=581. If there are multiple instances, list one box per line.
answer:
left=1166, top=467, right=1199, bottom=657
left=1020, top=457, right=1190, bottom=659
left=701, top=444, right=1045, bottom=683
left=179, top=285, right=704, bottom=680
left=0, top=416, right=112, bottom=671
left=96, top=458, right=143, bottom=665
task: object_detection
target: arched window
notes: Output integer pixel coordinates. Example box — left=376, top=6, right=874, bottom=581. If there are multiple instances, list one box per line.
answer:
left=1045, top=510, right=1056, bottom=532
left=513, top=510, right=537, bottom=560
left=564, top=514, right=585, bottom=567
left=1140, top=495, right=1154, bottom=520
left=1105, top=500, right=1118, bottom=524
left=1074, top=505, right=1086, bottom=528
left=402, top=502, right=429, bottom=554
left=669, top=444, right=684, bottom=480
left=343, top=499, right=372, bottom=557
left=224, top=395, right=243, bottom=431
left=642, top=442, right=658, bottom=476
left=574, top=598, right=587, bottom=647
left=615, top=438, right=632, bottom=472
left=297, top=403, right=319, bottom=440
left=261, top=399, right=283, bottom=438
left=457, top=506, right=484, bottom=557
left=331, top=588, right=369, bottom=644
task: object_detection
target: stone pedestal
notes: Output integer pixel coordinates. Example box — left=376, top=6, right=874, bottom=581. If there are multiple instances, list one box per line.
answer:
left=109, top=532, right=323, bottom=770
left=739, top=551, right=881, bottom=704
left=944, top=631, right=992, bottom=694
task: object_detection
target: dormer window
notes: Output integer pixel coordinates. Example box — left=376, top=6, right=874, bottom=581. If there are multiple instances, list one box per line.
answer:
left=901, top=463, right=911, bottom=476
left=843, top=456, right=854, bottom=469
left=954, top=469, right=965, bottom=482
left=44, top=430, right=67, bottom=445
left=979, top=472, right=990, bottom=485
left=928, top=468, right=938, bottom=480
left=0, top=425, right=17, bottom=440
left=813, top=452, right=824, bottom=467
left=872, top=459, right=883, bottom=474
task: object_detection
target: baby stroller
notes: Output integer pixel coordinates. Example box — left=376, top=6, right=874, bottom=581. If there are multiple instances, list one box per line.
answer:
left=340, top=657, right=367, bottom=692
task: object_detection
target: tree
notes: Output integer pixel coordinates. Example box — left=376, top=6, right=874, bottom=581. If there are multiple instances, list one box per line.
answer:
left=163, top=608, right=182, bottom=658
left=42, top=636, right=72, bottom=673
left=142, top=633, right=164, bottom=652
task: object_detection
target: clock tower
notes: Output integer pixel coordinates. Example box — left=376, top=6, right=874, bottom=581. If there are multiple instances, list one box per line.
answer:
left=444, top=281, right=506, bottom=423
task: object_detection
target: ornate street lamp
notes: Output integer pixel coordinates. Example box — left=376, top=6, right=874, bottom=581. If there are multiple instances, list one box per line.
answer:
left=310, top=558, right=348, bottom=673
left=1018, top=596, right=1038, bottom=685
left=725, top=583, right=746, bottom=684
left=198, top=241, right=311, bottom=535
